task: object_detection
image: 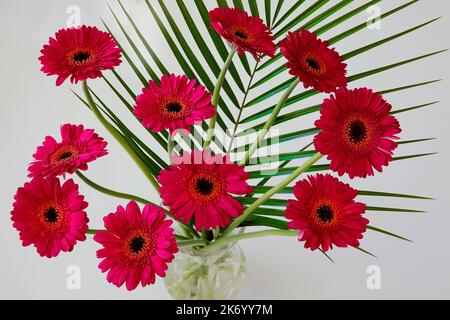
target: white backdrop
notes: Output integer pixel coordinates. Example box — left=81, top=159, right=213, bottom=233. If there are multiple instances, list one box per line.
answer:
left=1, top=0, right=449, bottom=299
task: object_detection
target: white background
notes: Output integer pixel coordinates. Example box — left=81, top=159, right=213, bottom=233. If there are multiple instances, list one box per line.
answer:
left=0, top=0, right=449, bottom=299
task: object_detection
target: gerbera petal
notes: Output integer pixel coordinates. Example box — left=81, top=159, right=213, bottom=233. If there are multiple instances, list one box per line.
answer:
left=285, top=174, right=368, bottom=252
left=314, top=88, right=401, bottom=179
left=134, top=74, right=215, bottom=133
left=39, top=25, right=122, bottom=85
left=94, top=202, right=177, bottom=291
left=159, top=150, right=252, bottom=231
left=11, top=177, right=89, bottom=258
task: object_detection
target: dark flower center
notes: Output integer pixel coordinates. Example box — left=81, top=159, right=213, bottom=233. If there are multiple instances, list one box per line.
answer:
left=166, top=102, right=183, bottom=113
left=59, top=151, right=73, bottom=161
left=44, top=207, right=60, bottom=223
left=129, top=236, right=146, bottom=253
left=306, top=57, right=321, bottom=71
left=195, top=178, right=214, bottom=195
left=348, top=120, right=367, bottom=143
left=73, top=51, right=91, bottom=62
left=316, top=205, right=334, bottom=223
left=234, top=31, right=248, bottom=40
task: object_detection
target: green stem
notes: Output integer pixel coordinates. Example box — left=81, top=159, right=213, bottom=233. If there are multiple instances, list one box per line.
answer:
left=239, top=78, right=300, bottom=166
left=167, top=133, right=174, bottom=163
left=203, top=48, right=236, bottom=150
left=82, top=80, right=160, bottom=192
left=227, top=61, right=259, bottom=153
left=202, top=229, right=298, bottom=252
left=212, top=227, right=221, bottom=239
left=174, top=234, right=190, bottom=241
left=87, top=229, right=100, bottom=235
left=76, top=170, right=153, bottom=205
left=76, top=171, right=195, bottom=239
left=220, top=152, right=323, bottom=239
left=177, top=239, right=209, bottom=248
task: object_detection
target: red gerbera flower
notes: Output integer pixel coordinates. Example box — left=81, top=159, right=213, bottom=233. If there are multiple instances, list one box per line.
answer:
left=134, top=74, right=215, bottom=132
left=94, top=201, right=178, bottom=291
left=158, top=150, right=253, bottom=231
left=39, top=25, right=122, bottom=86
left=285, top=174, right=368, bottom=252
left=28, top=124, right=108, bottom=179
left=279, top=30, right=347, bottom=93
left=314, top=87, right=401, bottom=179
left=11, top=177, right=89, bottom=258
left=209, top=7, right=276, bottom=59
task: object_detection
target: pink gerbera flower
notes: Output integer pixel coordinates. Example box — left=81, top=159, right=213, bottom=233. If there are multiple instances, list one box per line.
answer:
left=158, top=150, right=253, bottom=231
left=11, top=177, right=89, bottom=258
left=94, top=201, right=178, bottom=291
left=285, top=174, right=368, bottom=252
left=209, top=7, right=276, bottom=59
left=314, top=87, right=402, bottom=179
left=279, top=30, right=347, bottom=93
left=28, top=124, right=108, bottom=178
left=39, top=25, right=122, bottom=86
left=134, top=74, right=215, bottom=132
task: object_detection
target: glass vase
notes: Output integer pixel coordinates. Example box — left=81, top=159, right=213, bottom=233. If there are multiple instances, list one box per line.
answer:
left=164, top=241, right=246, bottom=300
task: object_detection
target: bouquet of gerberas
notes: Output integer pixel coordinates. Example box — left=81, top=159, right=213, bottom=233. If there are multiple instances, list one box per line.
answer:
left=10, top=0, right=442, bottom=299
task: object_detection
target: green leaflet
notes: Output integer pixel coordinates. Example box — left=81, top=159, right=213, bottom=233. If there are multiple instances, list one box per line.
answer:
left=108, top=5, right=159, bottom=83
left=102, top=21, right=148, bottom=87
left=175, top=0, right=245, bottom=92
left=72, top=90, right=162, bottom=177
left=253, top=17, right=440, bottom=89
left=116, top=0, right=168, bottom=76
left=252, top=186, right=433, bottom=200
left=264, top=0, right=271, bottom=26
left=233, top=91, right=438, bottom=153
left=195, top=0, right=246, bottom=87
left=367, top=226, right=413, bottom=242
left=271, top=0, right=307, bottom=30
left=238, top=197, right=426, bottom=212
left=246, top=50, right=444, bottom=122
left=272, top=0, right=285, bottom=25
left=355, top=247, right=378, bottom=259
left=242, top=215, right=289, bottom=230
left=259, top=0, right=396, bottom=70
left=273, top=0, right=332, bottom=38
left=247, top=153, right=436, bottom=178
left=242, top=81, right=440, bottom=132
left=146, top=0, right=236, bottom=127
left=231, top=127, right=318, bottom=153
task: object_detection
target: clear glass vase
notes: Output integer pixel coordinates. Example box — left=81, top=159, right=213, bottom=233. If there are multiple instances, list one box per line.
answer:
left=164, top=242, right=246, bottom=300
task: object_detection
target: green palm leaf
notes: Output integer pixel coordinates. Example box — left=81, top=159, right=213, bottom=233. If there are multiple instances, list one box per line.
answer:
left=80, top=0, right=441, bottom=253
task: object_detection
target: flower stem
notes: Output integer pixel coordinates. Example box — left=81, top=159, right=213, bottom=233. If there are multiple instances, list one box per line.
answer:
left=203, top=48, right=236, bottom=150
left=227, top=61, right=259, bottom=153
left=177, top=239, right=209, bottom=248
left=202, top=229, right=298, bottom=252
left=167, top=133, right=174, bottom=164
left=82, top=80, right=160, bottom=192
left=76, top=170, right=196, bottom=239
left=87, top=229, right=101, bottom=235
left=239, top=78, right=300, bottom=166
left=219, top=152, right=323, bottom=240
left=76, top=170, right=153, bottom=205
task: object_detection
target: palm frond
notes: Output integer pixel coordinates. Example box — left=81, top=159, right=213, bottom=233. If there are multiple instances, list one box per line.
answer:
left=87, top=0, right=441, bottom=250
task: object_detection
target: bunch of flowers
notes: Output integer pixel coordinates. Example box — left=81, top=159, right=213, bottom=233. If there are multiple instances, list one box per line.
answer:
left=11, top=1, right=439, bottom=293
